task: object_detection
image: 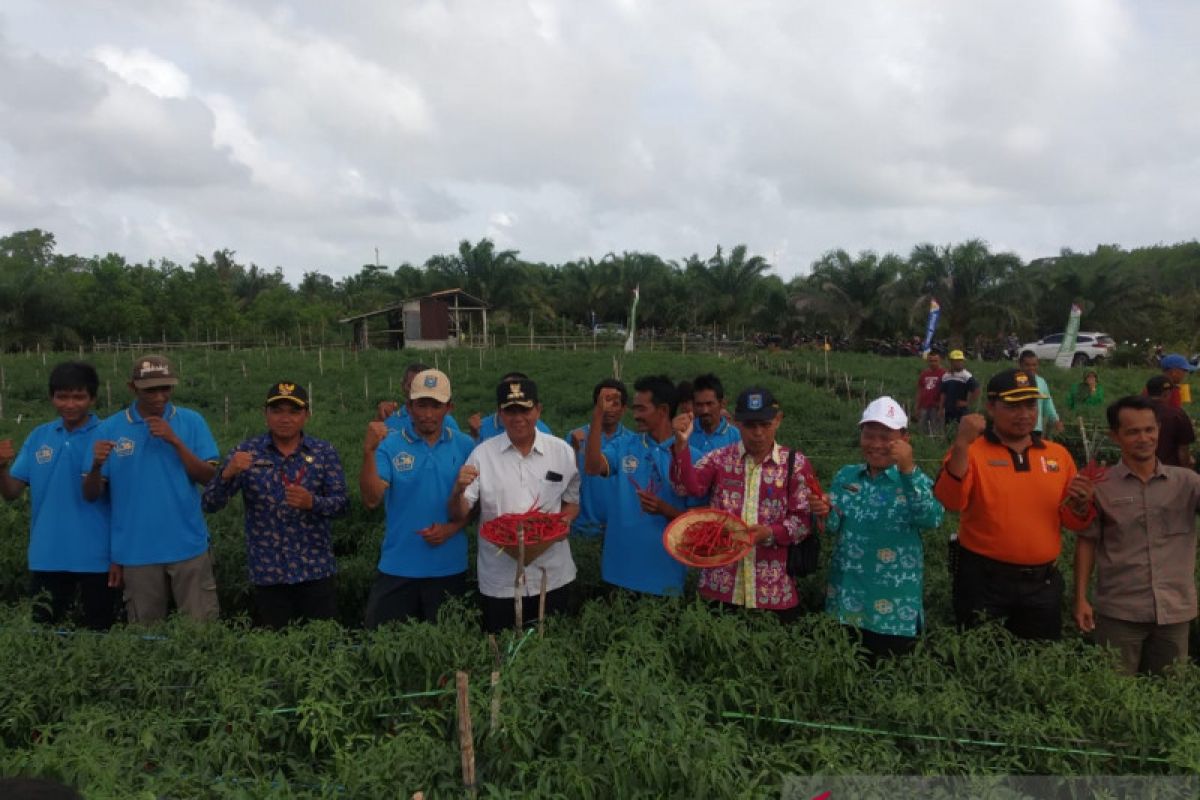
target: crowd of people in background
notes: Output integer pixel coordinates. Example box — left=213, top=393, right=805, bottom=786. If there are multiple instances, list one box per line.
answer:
left=0, top=348, right=1197, bottom=676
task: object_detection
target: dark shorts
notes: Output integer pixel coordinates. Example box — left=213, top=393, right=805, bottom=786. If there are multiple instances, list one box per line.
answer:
left=365, top=571, right=468, bottom=628
left=843, top=625, right=919, bottom=661
left=254, top=575, right=337, bottom=630
left=953, top=546, right=1063, bottom=641
left=480, top=586, right=570, bottom=634
left=30, top=571, right=120, bottom=630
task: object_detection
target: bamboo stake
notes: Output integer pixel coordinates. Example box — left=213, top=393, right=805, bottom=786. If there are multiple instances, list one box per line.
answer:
left=538, top=567, right=548, bottom=638
left=223, top=395, right=229, bottom=425
left=513, top=525, right=526, bottom=631
left=488, top=635, right=501, bottom=735
left=1078, top=416, right=1093, bottom=463
left=105, top=380, right=111, bottom=410
left=455, top=671, right=477, bottom=796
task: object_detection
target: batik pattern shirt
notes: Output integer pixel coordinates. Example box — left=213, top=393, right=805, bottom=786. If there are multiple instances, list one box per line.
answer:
left=202, top=433, right=349, bottom=586
left=824, top=464, right=944, bottom=637
left=674, top=441, right=813, bottom=610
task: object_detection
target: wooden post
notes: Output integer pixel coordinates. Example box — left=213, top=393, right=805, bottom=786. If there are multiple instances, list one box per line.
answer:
left=223, top=395, right=229, bottom=425
left=455, top=671, right=477, bottom=796
left=488, top=635, right=501, bottom=734
left=308, top=384, right=314, bottom=415
left=105, top=380, right=111, bottom=410
left=514, top=526, right=526, bottom=631
left=538, top=567, right=548, bottom=638
left=318, top=347, right=324, bottom=375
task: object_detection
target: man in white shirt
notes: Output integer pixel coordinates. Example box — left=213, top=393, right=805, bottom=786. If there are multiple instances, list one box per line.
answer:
left=450, top=377, right=580, bottom=633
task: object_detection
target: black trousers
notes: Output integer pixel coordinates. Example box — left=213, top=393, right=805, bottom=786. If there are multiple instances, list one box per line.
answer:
left=480, top=586, right=570, bottom=634
left=953, top=546, right=1063, bottom=641
left=364, top=571, right=468, bottom=628
left=253, top=576, right=337, bottom=630
left=30, top=571, right=119, bottom=630
left=708, top=599, right=802, bottom=625
left=844, top=625, right=918, bottom=661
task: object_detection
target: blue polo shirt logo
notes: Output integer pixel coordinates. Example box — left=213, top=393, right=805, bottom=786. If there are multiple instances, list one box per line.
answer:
left=393, top=452, right=416, bottom=472
left=114, top=437, right=136, bottom=457
left=35, top=445, right=53, bottom=464
left=621, top=455, right=639, bottom=473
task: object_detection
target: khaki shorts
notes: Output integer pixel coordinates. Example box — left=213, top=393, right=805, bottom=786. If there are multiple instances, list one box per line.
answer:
left=123, top=551, right=220, bottom=623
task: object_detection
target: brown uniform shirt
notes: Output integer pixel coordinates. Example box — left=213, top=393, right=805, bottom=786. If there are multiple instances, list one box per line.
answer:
left=1080, top=460, right=1200, bottom=625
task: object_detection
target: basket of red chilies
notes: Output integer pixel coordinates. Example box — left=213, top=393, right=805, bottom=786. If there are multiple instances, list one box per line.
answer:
left=662, top=509, right=753, bottom=568
left=480, top=503, right=571, bottom=564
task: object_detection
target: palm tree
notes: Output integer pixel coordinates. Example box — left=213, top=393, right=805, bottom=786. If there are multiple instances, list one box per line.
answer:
left=907, top=239, right=1027, bottom=346
left=790, top=249, right=904, bottom=342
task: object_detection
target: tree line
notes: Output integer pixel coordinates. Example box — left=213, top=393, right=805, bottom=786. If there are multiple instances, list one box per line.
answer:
left=1, top=228, right=1197, bottom=350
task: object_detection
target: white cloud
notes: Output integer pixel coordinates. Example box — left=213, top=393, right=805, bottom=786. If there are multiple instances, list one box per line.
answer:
left=0, top=0, right=1196, bottom=281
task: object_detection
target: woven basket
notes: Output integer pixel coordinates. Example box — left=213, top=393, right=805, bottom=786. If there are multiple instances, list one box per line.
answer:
left=481, top=513, right=569, bottom=565
left=663, top=509, right=752, bottom=568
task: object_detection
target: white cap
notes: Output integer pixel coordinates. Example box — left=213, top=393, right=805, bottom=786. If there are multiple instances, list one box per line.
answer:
left=859, top=396, right=908, bottom=430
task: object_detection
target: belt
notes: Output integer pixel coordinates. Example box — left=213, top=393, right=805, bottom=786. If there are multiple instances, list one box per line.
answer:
left=960, top=547, right=1057, bottom=581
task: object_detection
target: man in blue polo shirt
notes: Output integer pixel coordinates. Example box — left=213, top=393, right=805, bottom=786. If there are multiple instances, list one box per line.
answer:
left=83, top=354, right=220, bottom=623
left=0, top=362, right=119, bottom=629
left=469, top=371, right=554, bottom=441
left=375, top=361, right=461, bottom=435
left=584, top=374, right=699, bottom=596
left=689, top=373, right=741, bottom=455
left=567, top=378, right=633, bottom=538
left=361, top=369, right=476, bottom=626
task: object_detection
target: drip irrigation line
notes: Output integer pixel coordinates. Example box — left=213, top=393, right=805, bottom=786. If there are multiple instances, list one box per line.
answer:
left=719, top=711, right=1173, bottom=765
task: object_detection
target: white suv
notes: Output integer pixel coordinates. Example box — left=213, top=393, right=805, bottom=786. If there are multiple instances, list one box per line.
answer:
left=1019, top=332, right=1116, bottom=366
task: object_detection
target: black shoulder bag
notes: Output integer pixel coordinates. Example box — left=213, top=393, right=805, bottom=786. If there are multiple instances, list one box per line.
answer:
left=784, top=447, right=822, bottom=578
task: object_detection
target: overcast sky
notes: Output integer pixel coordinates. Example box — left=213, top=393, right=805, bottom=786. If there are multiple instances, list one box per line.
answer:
left=0, top=1, right=1196, bottom=282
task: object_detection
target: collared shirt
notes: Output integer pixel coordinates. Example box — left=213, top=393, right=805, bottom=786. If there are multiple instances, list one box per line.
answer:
left=689, top=417, right=741, bottom=456
left=91, top=403, right=219, bottom=566
left=201, top=433, right=348, bottom=586
left=477, top=413, right=553, bottom=442
left=673, top=441, right=813, bottom=610
left=9, top=413, right=110, bottom=572
left=1079, top=460, right=1200, bottom=625
left=385, top=406, right=461, bottom=435
left=1033, top=375, right=1060, bottom=432
left=824, top=464, right=944, bottom=637
left=373, top=424, right=476, bottom=578
left=464, top=430, right=580, bottom=598
left=917, top=368, right=946, bottom=410
left=940, top=369, right=977, bottom=416
left=933, top=429, right=1093, bottom=565
left=566, top=422, right=633, bottom=537
left=598, top=432, right=699, bottom=595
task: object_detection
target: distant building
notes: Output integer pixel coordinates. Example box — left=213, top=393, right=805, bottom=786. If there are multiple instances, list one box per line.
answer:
left=339, top=288, right=489, bottom=350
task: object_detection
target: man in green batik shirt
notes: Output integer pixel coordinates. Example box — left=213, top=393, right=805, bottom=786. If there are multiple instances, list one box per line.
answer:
left=816, top=396, right=945, bottom=659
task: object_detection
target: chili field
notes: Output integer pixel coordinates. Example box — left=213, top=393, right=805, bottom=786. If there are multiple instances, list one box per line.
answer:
left=0, top=346, right=1196, bottom=798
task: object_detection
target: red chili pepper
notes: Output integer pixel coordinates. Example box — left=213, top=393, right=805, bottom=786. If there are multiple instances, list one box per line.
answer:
left=802, top=472, right=828, bottom=532
left=1080, top=460, right=1109, bottom=482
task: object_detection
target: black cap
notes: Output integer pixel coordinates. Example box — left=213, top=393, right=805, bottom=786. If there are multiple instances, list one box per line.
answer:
left=496, top=378, right=538, bottom=409
left=986, top=369, right=1046, bottom=403
left=265, top=381, right=309, bottom=408
left=734, top=386, right=780, bottom=421
left=1145, top=375, right=1173, bottom=398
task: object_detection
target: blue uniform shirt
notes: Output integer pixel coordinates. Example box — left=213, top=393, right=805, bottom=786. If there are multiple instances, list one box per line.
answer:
left=93, top=403, right=219, bottom=566
left=600, top=433, right=700, bottom=596
left=567, top=422, right=633, bottom=537
left=375, top=424, right=476, bottom=578
left=9, top=413, right=110, bottom=572
left=477, top=412, right=552, bottom=442
left=385, top=406, right=461, bottom=434
left=689, top=416, right=741, bottom=456
left=201, top=433, right=349, bottom=586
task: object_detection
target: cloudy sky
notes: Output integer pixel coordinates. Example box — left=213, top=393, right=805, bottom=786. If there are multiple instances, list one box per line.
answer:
left=0, top=1, right=1196, bottom=282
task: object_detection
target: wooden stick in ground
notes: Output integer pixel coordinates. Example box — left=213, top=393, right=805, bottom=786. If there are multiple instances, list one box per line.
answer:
left=537, top=567, right=548, bottom=638
left=455, top=671, right=477, bottom=796
left=488, top=632, right=501, bottom=734
left=513, top=525, right=526, bottom=632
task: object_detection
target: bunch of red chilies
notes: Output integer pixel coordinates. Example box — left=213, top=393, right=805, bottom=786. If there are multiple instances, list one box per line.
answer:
left=480, top=502, right=569, bottom=547
left=680, top=518, right=738, bottom=558
left=803, top=472, right=830, bottom=532
left=1079, top=459, right=1108, bottom=482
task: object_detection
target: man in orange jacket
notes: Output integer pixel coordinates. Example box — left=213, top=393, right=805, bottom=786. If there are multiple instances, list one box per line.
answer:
left=934, top=368, right=1095, bottom=640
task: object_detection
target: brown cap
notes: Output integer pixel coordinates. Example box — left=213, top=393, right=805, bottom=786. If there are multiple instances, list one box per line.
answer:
left=409, top=369, right=451, bottom=403
left=131, top=355, right=179, bottom=389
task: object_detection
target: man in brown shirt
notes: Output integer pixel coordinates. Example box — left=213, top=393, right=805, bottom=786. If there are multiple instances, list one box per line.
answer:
left=1074, top=395, right=1200, bottom=675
